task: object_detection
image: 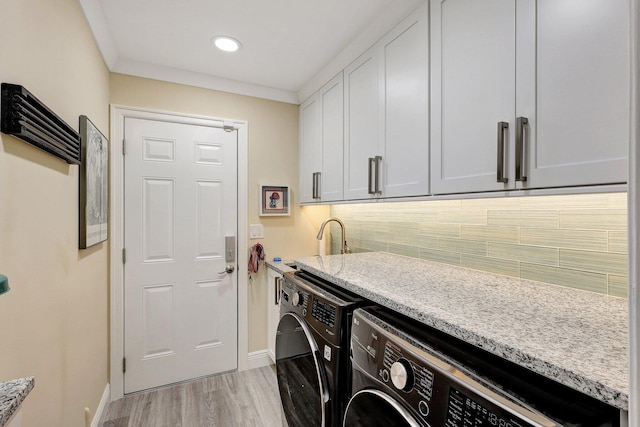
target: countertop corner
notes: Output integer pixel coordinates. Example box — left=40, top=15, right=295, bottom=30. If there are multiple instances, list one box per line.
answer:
left=265, top=259, right=297, bottom=275
left=0, top=377, right=35, bottom=427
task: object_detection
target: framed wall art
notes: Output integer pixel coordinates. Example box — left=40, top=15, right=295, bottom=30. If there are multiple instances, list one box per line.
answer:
left=79, top=115, right=109, bottom=248
left=260, top=185, right=290, bottom=216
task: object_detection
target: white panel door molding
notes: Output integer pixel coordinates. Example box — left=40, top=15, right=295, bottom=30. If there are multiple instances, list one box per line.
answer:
left=109, top=106, right=249, bottom=400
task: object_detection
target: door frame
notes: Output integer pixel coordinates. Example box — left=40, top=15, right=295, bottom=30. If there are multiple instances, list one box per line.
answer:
left=108, top=105, right=249, bottom=400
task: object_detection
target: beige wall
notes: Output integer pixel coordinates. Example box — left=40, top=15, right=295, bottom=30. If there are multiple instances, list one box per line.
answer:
left=0, top=0, right=110, bottom=426
left=109, top=74, right=329, bottom=352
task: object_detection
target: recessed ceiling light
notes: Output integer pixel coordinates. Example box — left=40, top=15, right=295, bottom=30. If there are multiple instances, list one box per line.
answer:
left=212, top=36, right=241, bottom=52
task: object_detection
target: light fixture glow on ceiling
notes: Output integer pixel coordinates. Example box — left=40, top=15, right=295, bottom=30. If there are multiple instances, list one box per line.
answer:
left=212, top=36, right=241, bottom=52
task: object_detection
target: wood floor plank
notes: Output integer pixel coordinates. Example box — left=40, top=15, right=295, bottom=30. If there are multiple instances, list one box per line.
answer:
left=100, top=366, right=287, bottom=426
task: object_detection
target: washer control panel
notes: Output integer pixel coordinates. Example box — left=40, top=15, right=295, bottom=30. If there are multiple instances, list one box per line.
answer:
left=312, top=298, right=336, bottom=328
left=350, top=308, right=556, bottom=427
left=351, top=310, right=435, bottom=424
left=383, top=342, right=434, bottom=400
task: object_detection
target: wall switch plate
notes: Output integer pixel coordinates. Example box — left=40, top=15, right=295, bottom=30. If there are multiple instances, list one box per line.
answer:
left=249, top=224, right=264, bottom=239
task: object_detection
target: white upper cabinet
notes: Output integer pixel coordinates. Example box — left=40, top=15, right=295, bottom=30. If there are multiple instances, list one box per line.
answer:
left=431, top=0, right=629, bottom=195
left=521, top=0, right=629, bottom=189
left=320, top=74, right=345, bottom=201
left=431, top=0, right=516, bottom=194
left=344, top=45, right=382, bottom=200
left=299, top=94, right=322, bottom=203
left=381, top=2, right=430, bottom=198
left=299, top=73, right=345, bottom=203
left=344, top=2, right=430, bottom=200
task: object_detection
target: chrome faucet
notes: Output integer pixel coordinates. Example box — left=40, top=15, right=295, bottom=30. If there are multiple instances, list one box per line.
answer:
left=316, top=217, right=347, bottom=254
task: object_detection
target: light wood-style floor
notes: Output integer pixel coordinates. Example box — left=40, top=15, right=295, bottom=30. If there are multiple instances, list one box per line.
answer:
left=99, top=365, right=287, bottom=427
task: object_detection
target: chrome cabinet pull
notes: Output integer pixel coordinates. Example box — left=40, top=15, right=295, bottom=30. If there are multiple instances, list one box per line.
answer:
left=496, top=121, right=509, bottom=183
left=515, top=117, right=529, bottom=182
left=312, top=172, right=321, bottom=199
left=367, top=157, right=375, bottom=194
left=374, top=156, right=383, bottom=194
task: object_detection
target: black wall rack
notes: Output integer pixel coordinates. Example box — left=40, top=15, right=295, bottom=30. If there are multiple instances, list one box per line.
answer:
left=1, top=83, right=81, bottom=164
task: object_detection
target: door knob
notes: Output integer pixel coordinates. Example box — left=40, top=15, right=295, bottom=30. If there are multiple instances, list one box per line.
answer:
left=219, top=265, right=235, bottom=274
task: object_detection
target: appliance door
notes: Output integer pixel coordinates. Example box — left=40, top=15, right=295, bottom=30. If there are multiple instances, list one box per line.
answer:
left=276, top=312, right=330, bottom=427
left=343, top=389, right=421, bottom=427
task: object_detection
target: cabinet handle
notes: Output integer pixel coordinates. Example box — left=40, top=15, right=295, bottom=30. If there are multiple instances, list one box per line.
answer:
left=496, top=122, right=509, bottom=183
left=367, top=157, right=375, bottom=194
left=374, top=156, right=383, bottom=194
left=312, top=172, right=321, bottom=199
left=274, top=277, right=282, bottom=305
left=516, top=117, right=529, bottom=182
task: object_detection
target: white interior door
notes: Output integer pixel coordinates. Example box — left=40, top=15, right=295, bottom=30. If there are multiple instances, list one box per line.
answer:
left=123, top=118, right=238, bottom=393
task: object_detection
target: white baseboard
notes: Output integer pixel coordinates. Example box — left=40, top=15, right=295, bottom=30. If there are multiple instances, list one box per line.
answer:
left=247, top=350, right=273, bottom=370
left=91, top=383, right=110, bottom=427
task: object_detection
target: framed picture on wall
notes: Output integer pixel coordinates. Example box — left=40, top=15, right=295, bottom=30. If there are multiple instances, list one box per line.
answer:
left=260, top=185, right=290, bottom=216
left=79, top=115, right=109, bottom=248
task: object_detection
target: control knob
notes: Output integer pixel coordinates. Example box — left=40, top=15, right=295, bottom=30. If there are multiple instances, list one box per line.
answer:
left=390, top=359, right=414, bottom=392
left=292, top=292, right=303, bottom=306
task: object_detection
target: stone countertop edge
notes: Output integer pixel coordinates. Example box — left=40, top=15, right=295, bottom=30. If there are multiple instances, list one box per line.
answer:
left=0, top=377, right=34, bottom=427
left=294, top=252, right=629, bottom=410
left=265, top=260, right=296, bottom=275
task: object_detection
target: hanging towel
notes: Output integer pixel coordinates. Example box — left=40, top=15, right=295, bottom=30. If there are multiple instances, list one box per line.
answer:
left=248, top=242, right=265, bottom=275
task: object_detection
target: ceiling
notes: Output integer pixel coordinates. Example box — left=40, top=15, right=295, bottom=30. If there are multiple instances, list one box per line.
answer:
left=80, top=0, right=424, bottom=104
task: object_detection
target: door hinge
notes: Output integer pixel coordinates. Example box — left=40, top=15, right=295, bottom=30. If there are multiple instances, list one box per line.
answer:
left=122, top=248, right=126, bottom=264
left=223, top=121, right=235, bottom=132
left=122, top=139, right=127, bottom=155
left=123, top=357, right=126, bottom=373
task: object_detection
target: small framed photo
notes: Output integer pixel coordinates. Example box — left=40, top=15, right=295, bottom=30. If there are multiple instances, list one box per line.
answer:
left=260, top=185, right=290, bottom=216
left=79, top=115, right=109, bottom=248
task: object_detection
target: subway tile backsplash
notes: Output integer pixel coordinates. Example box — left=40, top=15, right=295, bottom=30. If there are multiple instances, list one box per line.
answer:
left=330, top=193, right=628, bottom=297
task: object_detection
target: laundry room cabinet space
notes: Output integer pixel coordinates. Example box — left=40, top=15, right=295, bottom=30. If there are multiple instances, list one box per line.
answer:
left=266, top=267, right=283, bottom=363
left=430, top=0, right=630, bottom=195
left=299, top=73, right=344, bottom=203
left=343, top=2, right=429, bottom=200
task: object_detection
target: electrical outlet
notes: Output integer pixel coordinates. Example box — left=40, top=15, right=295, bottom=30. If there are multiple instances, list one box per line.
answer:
left=249, top=224, right=264, bottom=239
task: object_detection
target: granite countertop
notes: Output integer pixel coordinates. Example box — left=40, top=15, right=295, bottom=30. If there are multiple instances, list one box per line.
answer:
left=265, top=259, right=297, bottom=275
left=0, top=377, right=34, bottom=426
left=294, top=252, right=629, bottom=410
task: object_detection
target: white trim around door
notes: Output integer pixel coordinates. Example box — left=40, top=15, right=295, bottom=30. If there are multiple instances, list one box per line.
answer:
left=109, top=105, right=249, bottom=401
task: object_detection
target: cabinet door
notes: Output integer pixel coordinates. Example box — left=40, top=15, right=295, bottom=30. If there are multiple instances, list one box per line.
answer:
left=344, top=46, right=382, bottom=200
left=519, top=0, right=629, bottom=188
left=299, top=95, right=322, bottom=203
left=266, top=269, right=282, bottom=364
left=431, top=0, right=516, bottom=194
left=320, top=73, right=344, bottom=201
left=380, top=2, right=430, bottom=198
